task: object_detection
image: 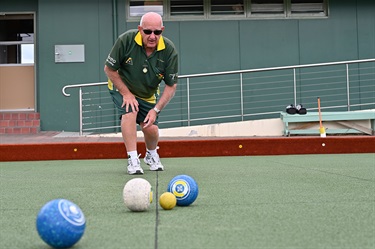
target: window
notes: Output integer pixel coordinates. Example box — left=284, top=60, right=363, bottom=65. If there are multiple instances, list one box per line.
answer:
left=290, top=0, right=325, bottom=15
left=250, top=0, right=285, bottom=15
left=211, top=0, right=245, bottom=16
left=127, top=0, right=328, bottom=20
left=0, top=14, right=34, bottom=65
left=21, top=44, right=34, bottom=64
left=129, top=0, right=163, bottom=17
left=170, top=0, right=204, bottom=16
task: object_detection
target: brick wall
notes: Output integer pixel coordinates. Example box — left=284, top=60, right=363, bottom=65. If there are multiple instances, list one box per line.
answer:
left=0, top=112, right=40, bottom=134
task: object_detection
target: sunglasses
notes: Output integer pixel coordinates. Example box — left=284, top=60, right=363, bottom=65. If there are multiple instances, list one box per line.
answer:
left=143, top=29, right=163, bottom=35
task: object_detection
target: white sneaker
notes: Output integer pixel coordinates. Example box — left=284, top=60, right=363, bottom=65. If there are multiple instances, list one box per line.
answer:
left=127, top=155, right=144, bottom=175
left=144, top=151, right=164, bottom=171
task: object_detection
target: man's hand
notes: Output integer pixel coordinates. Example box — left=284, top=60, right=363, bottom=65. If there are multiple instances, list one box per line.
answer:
left=122, top=92, right=139, bottom=113
left=143, top=109, right=158, bottom=128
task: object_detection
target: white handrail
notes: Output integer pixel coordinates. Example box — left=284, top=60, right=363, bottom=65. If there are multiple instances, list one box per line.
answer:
left=62, top=82, right=108, bottom=97
left=62, top=58, right=375, bottom=135
left=178, top=58, right=375, bottom=78
left=62, top=58, right=375, bottom=97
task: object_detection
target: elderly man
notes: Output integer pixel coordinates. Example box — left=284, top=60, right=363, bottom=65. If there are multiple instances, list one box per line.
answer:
left=104, top=12, right=178, bottom=175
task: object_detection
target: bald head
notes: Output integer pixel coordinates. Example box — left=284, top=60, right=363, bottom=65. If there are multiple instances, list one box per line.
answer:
left=138, top=12, right=165, bottom=52
left=140, top=12, right=163, bottom=27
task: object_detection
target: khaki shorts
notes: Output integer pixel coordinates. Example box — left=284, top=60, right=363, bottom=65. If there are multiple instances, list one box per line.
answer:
left=109, top=90, right=159, bottom=125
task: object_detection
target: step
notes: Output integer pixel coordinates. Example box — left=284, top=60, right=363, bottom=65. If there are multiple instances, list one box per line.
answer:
left=0, top=112, right=40, bottom=134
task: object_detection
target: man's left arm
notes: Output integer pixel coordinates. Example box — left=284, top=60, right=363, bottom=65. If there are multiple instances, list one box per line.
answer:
left=155, top=83, right=177, bottom=111
left=156, top=45, right=178, bottom=111
left=143, top=42, right=178, bottom=127
left=143, top=83, right=176, bottom=128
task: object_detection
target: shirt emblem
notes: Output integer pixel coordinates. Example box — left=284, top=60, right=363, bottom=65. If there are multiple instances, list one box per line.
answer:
left=125, top=57, right=133, bottom=65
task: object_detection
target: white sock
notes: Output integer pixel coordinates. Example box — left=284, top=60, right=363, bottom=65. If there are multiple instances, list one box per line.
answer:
left=127, top=151, right=138, bottom=159
left=147, top=149, right=157, bottom=156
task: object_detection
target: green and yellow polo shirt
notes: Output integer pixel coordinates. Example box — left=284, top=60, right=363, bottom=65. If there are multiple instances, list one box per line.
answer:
left=105, top=29, right=178, bottom=103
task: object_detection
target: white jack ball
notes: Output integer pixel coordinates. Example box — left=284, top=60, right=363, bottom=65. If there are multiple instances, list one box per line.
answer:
left=123, top=178, right=153, bottom=212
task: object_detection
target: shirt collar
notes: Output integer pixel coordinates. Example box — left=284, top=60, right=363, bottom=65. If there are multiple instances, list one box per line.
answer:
left=135, top=31, right=166, bottom=51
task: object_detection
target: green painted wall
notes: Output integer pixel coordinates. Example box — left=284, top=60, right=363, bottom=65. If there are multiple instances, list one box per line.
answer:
left=36, top=0, right=113, bottom=130
left=2, top=0, right=374, bottom=131
left=0, top=0, right=38, bottom=12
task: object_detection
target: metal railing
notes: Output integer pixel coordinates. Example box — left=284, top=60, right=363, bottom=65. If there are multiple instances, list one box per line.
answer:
left=62, top=58, right=375, bottom=135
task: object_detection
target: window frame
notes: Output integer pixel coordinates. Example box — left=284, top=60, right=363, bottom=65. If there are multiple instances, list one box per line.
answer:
left=126, top=0, right=329, bottom=22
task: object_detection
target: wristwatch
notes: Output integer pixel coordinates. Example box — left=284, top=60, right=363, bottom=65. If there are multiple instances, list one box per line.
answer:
left=153, top=106, right=161, bottom=114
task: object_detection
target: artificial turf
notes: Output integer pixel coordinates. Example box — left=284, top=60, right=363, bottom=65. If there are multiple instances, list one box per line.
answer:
left=0, top=154, right=374, bottom=249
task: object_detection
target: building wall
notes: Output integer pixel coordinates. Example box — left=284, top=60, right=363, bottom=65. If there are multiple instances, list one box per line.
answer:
left=37, top=0, right=114, bottom=130
left=0, top=0, right=38, bottom=12
left=1, top=0, right=374, bottom=131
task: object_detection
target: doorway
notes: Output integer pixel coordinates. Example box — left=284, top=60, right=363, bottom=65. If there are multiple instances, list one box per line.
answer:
left=0, top=13, right=36, bottom=111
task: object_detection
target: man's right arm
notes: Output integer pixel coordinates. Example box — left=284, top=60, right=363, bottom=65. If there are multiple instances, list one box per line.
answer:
left=104, top=65, right=138, bottom=112
left=104, top=66, right=128, bottom=96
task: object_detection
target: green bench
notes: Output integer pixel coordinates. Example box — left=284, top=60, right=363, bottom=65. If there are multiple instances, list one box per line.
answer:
left=280, top=111, right=375, bottom=136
